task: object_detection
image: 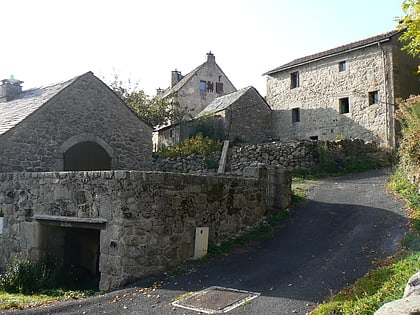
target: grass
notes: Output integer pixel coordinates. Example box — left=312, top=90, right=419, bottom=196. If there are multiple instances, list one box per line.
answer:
left=0, top=289, right=95, bottom=310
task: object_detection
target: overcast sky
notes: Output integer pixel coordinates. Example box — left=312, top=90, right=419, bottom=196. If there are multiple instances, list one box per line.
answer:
left=1, top=0, right=404, bottom=96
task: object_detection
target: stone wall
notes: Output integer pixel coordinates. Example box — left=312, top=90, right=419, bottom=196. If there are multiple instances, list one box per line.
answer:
left=153, top=140, right=318, bottom=174
left=0, top=168, right=291, bottom=291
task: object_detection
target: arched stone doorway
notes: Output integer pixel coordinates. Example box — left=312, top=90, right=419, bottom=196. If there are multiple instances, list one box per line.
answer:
left=64, top=141, right=111, bottom=171
left=57, top=134, right=114, bottom=171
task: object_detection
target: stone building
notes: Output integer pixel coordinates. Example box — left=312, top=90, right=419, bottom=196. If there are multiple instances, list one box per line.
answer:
left=0, top=72, right=152, bottom=172
left=264, top=30, right=420, bottom=149
left=156, top=86, right=272, bottom=148
left=158, top=51, right=237, bottom=120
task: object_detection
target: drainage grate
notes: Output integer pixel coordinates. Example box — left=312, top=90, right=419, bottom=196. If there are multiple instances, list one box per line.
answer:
left=172, top=286, right=260, bottom=314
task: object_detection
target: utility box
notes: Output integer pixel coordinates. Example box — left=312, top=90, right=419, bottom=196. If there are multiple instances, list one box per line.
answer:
left=194, top=227, right=209, bottom=259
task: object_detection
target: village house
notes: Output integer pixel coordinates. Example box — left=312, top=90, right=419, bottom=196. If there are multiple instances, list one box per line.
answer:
left=264, top=29, right=420, bottom=149
left=156, top=86, right=272, bottom=148
left=157, top=51, right=237, bottom=120
left=0, top=72, right=152, bottom=172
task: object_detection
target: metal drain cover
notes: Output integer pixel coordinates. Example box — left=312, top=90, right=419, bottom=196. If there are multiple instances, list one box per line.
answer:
left=172, top=286, right=260, bottom=314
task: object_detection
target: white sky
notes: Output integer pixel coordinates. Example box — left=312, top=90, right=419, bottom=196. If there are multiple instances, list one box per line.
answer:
left=1, top=0, right=404, bottom=96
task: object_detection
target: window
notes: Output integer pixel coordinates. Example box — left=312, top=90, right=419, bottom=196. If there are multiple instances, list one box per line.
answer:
left=216, top=82, right=224, bottom=94
left=339, top=61, right=347, bottom=72
left=207, top=81, right=214, bottom=92
left=199, top=81, right=206, bottom=91
left=290, top=71, right=299, bottom=89
left=339, top=97, right=350, bottom=114
left=369, top=91, right=379, bottom=105
left=292, top=108, right=300, bottom=123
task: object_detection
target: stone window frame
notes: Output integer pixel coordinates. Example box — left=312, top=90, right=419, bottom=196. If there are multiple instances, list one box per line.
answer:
left=292, top=108, right=300, bottom=123
left=368, top=90, right=379, bottom=105
left=56, top=133, right=114, bottom=171
left=339, top=97, right=350, bottom=114
left=290, top=71, right=300, bottom=89
left=338, top=61, right=347, bottom=72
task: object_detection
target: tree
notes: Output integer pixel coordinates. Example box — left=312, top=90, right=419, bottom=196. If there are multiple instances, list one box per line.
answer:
left=398, top=0, right=420, bottom=72
left=106, top=73, right=188, bottom=128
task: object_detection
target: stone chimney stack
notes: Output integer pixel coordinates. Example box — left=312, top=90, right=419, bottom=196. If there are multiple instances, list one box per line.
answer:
left=171, top=69, right=183, bottom=87
left=206, top=51, right=215, bottom=63
left=0, top=75, right=23, bottom=102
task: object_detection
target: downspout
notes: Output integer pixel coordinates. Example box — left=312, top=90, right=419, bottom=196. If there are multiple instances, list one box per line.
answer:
left=378, top=42, right=392, bottom=149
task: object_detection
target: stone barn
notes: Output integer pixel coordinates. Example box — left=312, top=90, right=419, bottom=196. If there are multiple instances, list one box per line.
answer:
left=0, top=71, right=152, bottom=172
left=0, top=71, right=153, bottom=289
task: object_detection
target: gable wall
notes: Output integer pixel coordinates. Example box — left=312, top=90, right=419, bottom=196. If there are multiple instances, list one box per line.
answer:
left=266, top=41, right=403, bottom=147
left=223, top=89, right=272, bottom=143
left=175, top=63, right=236, bottom=118
left=0, top=74, right=152, bottom=172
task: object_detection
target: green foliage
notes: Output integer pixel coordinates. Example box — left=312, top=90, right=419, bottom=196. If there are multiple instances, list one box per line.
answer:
left=396, top=95, right=420, bottom=178
left=397, top=0, right=420, bottom=61
left=310, top=252, right=420, bottom=315
left=292, top=141, right=384, bottom=179
left=0, top=254, right=57, bottom=294
left=389, top=168, right=420, bottom=211
left=155, top=133, right=222, bottom=158
left=107, top=73, right=189, bottom=127
left=193, top=115, right=224, bottom=140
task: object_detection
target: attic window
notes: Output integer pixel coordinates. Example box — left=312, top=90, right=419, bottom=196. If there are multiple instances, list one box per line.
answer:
left=339, top=61, right=347, bottom=72
left=292, top=108, right=300, bottom=123
left=207, top=81, right=214, bottom=92
left=199, top=81, right=207, bottom=91
left=369, top=91, right=379, bottom=105
left=339, top=97, right=350, bottom=114
left=290, top=72, right=299, bottom=89
left=216, top=82, right=224, bottom=94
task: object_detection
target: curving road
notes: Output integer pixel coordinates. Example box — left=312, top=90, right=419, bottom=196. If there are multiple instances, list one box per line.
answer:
left=2, top=169, right=408, bottom=315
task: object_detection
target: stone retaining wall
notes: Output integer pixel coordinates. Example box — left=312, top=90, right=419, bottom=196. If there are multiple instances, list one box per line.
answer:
left=0, top=168, right=290, bottom=291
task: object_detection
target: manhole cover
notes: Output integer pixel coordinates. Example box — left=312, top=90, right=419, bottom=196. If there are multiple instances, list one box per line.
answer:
left=172, top=286, right=260, bottom=314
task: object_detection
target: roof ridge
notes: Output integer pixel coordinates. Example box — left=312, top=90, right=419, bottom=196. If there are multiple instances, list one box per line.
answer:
left=264, top=29, right=401, bottom=75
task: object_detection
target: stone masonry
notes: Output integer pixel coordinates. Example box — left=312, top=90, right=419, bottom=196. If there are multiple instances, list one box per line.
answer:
left=0, top=168, right=291, bottom=291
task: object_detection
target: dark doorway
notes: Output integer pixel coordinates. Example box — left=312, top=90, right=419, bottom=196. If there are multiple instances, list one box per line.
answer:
left=64, top=141, right=111, bottom=171
left=62, top=227, right=100, bottom=289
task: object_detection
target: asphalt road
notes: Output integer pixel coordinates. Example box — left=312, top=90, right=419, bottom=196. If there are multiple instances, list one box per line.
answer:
left=2, top=169, right=408, bottom=315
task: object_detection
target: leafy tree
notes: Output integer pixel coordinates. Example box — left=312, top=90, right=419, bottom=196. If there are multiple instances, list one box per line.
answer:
left=107, top=73, right=188, bottom=128
left=398, top=0, right=420, bottom=72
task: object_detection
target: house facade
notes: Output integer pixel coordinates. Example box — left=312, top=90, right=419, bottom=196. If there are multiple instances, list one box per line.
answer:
left=265, top=30, right=420, bottom=149
left=0, top=72, right=152, bottom=172
left=159, top=52, right=237, bottom=120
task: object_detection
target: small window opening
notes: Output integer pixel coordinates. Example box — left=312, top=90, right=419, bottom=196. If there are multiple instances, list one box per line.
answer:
left=207, top=81, right=214, bottom=92
left=309, top=136, right=318, bottom=140
left=290, top=71, right=300, bottom=89
left=369, top=91, right=379, bottom=105
left=199, top=81, right=206, bottom=91
left=339, top=97, right=350, bottom=114
left=339, top=61, right=347, bottom=72
left=292, top=108, right=300, bottom=123
left=216, top=82, right=224, bottom=94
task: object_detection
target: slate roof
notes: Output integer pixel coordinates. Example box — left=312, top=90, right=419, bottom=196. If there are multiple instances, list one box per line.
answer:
left=196, top=86, right=270, bottom=118
left=0, top=74, right=81, bottom=135
left=264, top=29, right=402, bottom=75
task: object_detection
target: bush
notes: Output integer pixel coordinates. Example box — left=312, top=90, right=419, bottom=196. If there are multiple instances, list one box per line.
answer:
left=0, top=254, right=57, bottom=294
left=155, top=133, right=222, bottom=158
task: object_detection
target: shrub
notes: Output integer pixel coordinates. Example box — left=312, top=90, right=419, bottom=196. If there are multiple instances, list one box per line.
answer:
left=155, top=133, right=222, bottom=158
left=0, top=254, right=57, bottom=294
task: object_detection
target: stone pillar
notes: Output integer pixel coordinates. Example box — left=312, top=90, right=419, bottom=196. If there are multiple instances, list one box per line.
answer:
left=265, top=165, right=291, bottom=215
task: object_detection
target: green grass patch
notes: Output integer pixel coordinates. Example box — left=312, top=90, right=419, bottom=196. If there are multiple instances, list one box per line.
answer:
left=310, top=252, right=420, bottom=315
left=0, top=289, right=95, bottom=310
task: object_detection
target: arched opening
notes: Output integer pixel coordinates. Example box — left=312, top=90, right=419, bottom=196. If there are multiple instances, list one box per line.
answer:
left=64, top=141, right=111, bottom=171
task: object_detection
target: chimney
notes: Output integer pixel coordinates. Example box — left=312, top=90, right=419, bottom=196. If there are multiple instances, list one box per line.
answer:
left=0, top=75, right=23, bottom=102
left=206, top=51, right=215, bottom=63
left=171, top=69, right=183, bottom=87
